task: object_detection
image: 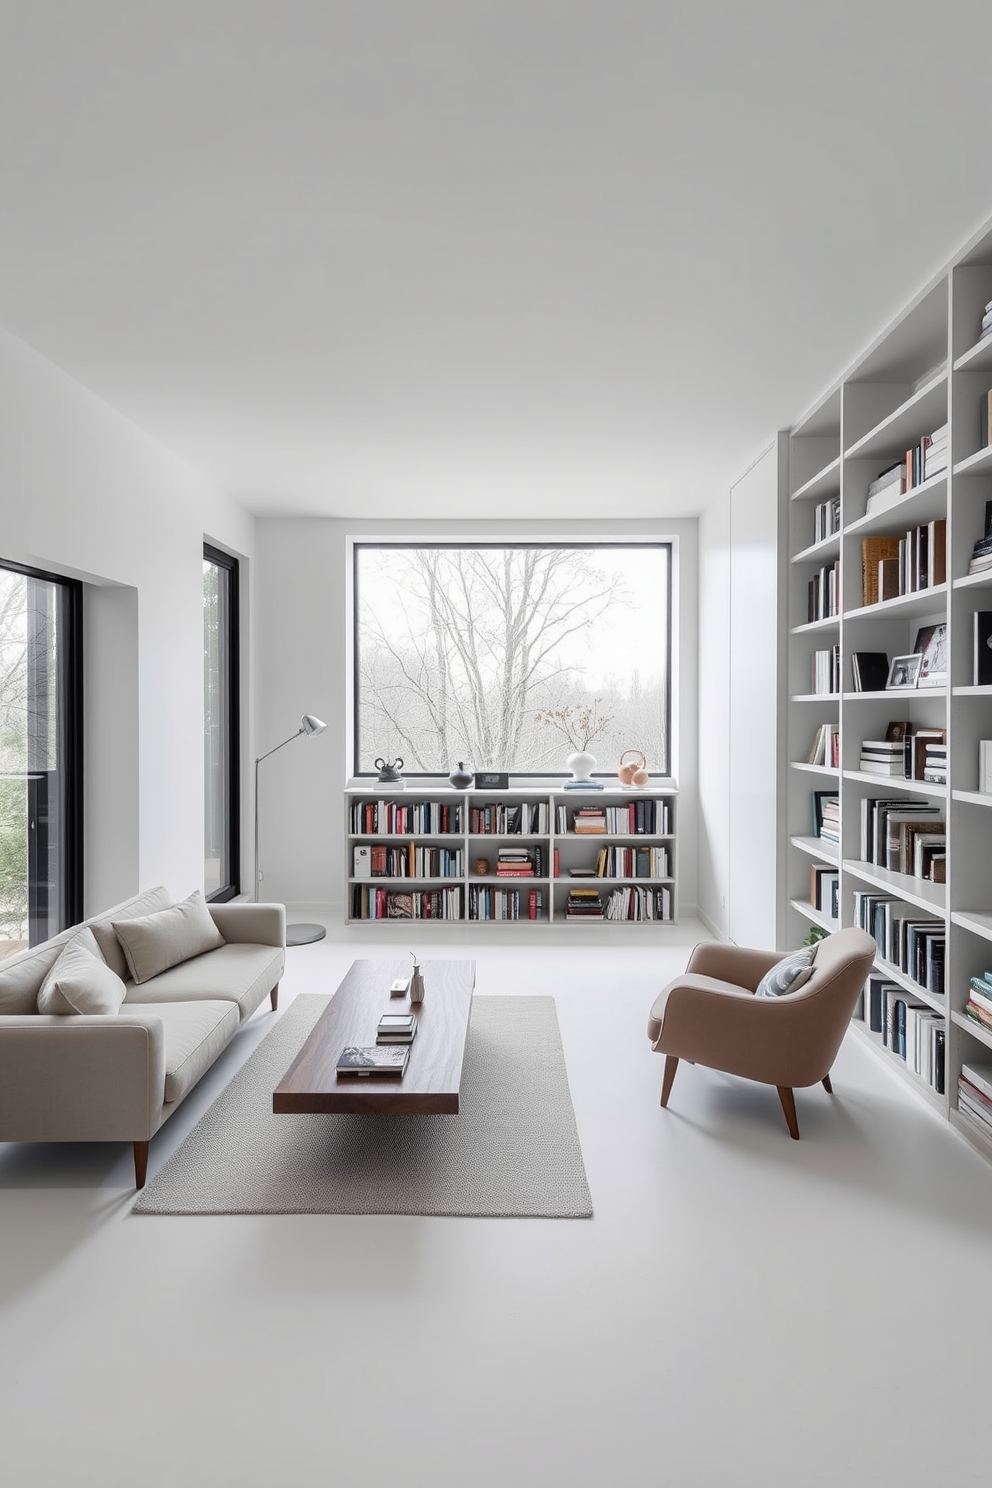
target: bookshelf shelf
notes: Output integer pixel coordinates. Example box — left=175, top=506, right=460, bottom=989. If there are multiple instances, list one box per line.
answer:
left=346, top=784, right=678, bottom=926
left=781, top=225, right=992, bottom=1158
left=788, top=898, right=838, bottom=933
left=790, top=835, right=838, bottom=865
left=791, top=762, right=839, bottom=776
left=791, top=616, right=840, bottom=635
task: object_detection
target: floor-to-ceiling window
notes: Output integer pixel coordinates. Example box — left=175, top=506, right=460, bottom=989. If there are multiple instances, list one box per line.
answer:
left=0, top=560, right=82, bottom=956
left=203, top=544, right=240, bottom=901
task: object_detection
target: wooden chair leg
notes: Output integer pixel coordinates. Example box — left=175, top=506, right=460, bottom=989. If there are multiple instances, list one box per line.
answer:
left=660, top=1055, right=679, bottom=1108
left=270, top=983, right=279, bottom=1012
left=776, top=1086, right=800, bottom=1140
left=133, top=1140, right=149, bottom=1189
left=821, top=1073, right=833, bottom=1094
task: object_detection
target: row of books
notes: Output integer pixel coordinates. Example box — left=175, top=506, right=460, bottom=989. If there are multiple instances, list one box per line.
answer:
left=852, top=893, right=945, bottom=994
left=811, top=645, right=840, bottom=695
left=862, top=422, right=948, bottom=520
left=350, top=800, right=463, bottom=836
left=469, top=801, right=548, bottom=835
left=958, top=1060, right=992, bottom=1145
left=858, top=729, right=946, bottom=786
left=590, top=844, right=670, bottom=878
left=807, top=722, right=839, bottom=766
left=806, top=560, right=840, bottom=622
left=860, top=520, right=946, bottom=607
left=861, top=976, right=945, bottom=1093
left=353, top=843, right=463, bottom=879
left=468, top=886, right=545, bottom=921
left=554, top=801, right=670, bottom=834
left=812, top=494, right=840, bottom=545
left=858, top=797, right=945, bottom=880
left=810, top=864, right=838, bottom=918
left=604, top=884, right=674, bottom=921
left=350, top=886, right=464, bottom=920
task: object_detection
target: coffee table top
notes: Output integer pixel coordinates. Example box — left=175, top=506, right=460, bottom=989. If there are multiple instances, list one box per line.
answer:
left=272, top=959, right=476, bottom=1115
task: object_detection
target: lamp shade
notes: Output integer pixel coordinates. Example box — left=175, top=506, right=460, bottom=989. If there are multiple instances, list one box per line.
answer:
left=301, top=714, right=327, bottom=736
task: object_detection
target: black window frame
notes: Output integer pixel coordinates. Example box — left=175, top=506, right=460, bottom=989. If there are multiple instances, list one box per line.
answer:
left=352, top=540, right=674, bottom=779
left=0, top=557, right=83, bottom=940
left=203, top=543, right=240, bottom=902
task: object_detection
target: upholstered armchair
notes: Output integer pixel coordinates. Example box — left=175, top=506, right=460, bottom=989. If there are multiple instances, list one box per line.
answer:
left=647, top=928, right=877, bottom=1138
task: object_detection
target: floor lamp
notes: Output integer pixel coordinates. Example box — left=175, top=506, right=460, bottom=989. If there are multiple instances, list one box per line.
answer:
left=254, top=713, right=327, bottom=946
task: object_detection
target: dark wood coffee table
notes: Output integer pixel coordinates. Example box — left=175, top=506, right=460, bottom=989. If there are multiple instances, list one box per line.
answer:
left=272, top=959, right=476, bottom=1115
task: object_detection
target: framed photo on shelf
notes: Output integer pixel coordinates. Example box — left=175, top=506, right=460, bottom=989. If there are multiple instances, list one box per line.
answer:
left=913, top=623, right=948, bottom=688
left=886, top=653, right=923, bottom=690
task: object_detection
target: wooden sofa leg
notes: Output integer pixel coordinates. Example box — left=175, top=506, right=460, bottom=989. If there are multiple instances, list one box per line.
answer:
left=777, top=1086, right=800, bottom=1140
left=133, top=1140, right=149, bottom=1189
left=822, top=1073, right=833, bottom=1094
left=270, top=983, right=279, bottom=1012
left=660, top=1055, right=679, bottom=1108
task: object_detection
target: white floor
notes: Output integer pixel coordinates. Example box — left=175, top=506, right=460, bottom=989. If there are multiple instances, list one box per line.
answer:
left=3, top=919, right=992, bottom=1487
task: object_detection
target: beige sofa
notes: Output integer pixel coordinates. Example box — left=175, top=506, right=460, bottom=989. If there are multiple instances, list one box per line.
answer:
left=0, top=887, right=286, bottom=1187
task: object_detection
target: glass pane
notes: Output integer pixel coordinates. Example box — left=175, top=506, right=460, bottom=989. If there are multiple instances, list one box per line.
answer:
left=204, top=556, right=234, bottom=896
left=0, top=567, right=71, bottom=954
left=355, top=545, right=671, bottom=775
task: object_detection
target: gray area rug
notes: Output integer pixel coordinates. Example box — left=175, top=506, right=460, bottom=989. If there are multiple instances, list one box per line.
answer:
left=132, top=994, right=593, bottom=1218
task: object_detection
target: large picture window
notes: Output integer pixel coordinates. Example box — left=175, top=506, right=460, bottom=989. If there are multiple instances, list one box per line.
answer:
left=204, top=545, right=240, bottom=901
left=354, top=543, right=672, bottom=777
left=0, top=559, right=82, bottom=955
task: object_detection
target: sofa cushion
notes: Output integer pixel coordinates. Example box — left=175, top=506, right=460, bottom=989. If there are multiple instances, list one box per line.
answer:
left=122, top=942, right=284, bottom=1022
left=88, top=886, right=173, bottom=980
left=37, top=928, right=127, bottom=1016
left=755, top=946, right=817, bottom=998
left=123, top=999, right=240, bottom=1104
left=0, top=928, right=75, bottom=1015
left=113, top=890, right=225, bottom=985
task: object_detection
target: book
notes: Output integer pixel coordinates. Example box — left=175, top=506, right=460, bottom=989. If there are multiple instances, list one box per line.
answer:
left=974, top=611, right=992, bottom=686
left=861, top=536, right=901, bottom=606
left=878, top=558, right=900, bottom=601
left=962, top=1063, right=992, bottom=1104
left=851, top=652, right=889, bottom=692
left=353, top=844, right=372, bottom=879
left=336, top=1045, right=410, bottom=1076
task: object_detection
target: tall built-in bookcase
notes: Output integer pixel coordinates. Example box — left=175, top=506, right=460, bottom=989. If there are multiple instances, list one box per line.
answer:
left=345, top=784, right=677, bottom=926
left=785, top=218, right=992, bottom=1162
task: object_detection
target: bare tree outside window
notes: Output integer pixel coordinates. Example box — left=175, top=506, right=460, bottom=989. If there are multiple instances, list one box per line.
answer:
left=355, top=545, right=671, bottom=776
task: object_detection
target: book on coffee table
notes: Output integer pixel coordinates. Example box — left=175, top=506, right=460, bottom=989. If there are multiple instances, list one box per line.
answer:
left=377, top=1013, right=418, bottom=1044
left=336, top=1045, right=410, bottom=1077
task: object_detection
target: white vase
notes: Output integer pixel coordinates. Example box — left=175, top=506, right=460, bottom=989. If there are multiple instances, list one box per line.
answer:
left=565, top=751, right=597, bottom=784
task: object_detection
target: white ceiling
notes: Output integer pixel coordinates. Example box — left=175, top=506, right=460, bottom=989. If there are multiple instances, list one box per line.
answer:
left=2, top=1, right=992, bottom=520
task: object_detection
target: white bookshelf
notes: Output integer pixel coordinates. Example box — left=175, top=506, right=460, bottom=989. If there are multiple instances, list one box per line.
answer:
left=345, top=784, right=678, bottom=926
left=783, top=218, right=992, bottom=1163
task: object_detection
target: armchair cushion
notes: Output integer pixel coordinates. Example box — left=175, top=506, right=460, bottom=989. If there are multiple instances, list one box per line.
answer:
left=36, top=928, right=127, bottom=1016
left=755, top=945, right=817, bottom=998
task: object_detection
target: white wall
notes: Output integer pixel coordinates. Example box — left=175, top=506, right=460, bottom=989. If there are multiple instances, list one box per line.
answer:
left=0, top=324, right=256, bottom=911
left=255, top=517, right=699, bottom=921
left=696, top=490, right=731, bottom=939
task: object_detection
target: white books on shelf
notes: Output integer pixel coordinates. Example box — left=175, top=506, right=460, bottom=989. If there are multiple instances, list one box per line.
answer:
left=979, top=740, right=992, bottom=794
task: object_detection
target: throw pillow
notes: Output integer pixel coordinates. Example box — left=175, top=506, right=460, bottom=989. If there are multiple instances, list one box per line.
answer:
left=755, top=945, right=817, bottom=998
left=112, top=889, right=225, bottom=985
left=88, top=885, right=173, bottom=979
left=37, top=927, right=127, bottom=1016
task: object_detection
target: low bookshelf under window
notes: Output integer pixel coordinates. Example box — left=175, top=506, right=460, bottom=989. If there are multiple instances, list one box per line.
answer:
left=345, top=784, right=678, bottom=926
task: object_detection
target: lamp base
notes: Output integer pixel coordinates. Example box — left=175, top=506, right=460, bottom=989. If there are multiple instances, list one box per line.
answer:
left=286, top=923, right=327, bottom=946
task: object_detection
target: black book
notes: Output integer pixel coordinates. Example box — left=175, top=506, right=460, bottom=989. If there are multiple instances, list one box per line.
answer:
left=851, top=651, right=890, bottom=692
left=934, top=1029, right=945, bottom=1094
left=974, top=611, right=992, bottom=685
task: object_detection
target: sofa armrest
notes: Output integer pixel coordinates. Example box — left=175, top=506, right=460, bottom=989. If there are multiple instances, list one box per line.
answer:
left=0, top=1015, right=167, bottom=1142
left=208, top=901, right=286, bottom=948
left=684, top=942, right=785, bottom=991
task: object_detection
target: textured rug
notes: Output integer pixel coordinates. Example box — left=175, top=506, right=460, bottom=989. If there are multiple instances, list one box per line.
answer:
left=132, top=994, right=593, bottom=1218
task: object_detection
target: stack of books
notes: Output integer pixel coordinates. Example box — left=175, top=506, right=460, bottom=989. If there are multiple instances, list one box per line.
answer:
left=571, top=808, right=607, bottom=834
left=564, top=887, right=604, bottom=919
left=816, top=796, right=839, bottom=845
left=922, top=741, right=947, bottom=786
left=860, top=739, right=905, bottom=776
left=958, top=1062, right=992, bottom=1144
left=981, top=299, right=992, bottom=341
left=921, top=422, right=948, bottom=482
left=376, top=1012, right=417, bottom=1045
left=965, top=975, right=992, bottom=1036
left=495, top=847, right=536, bottom=877
left=864, top=463, right=905, bottom=515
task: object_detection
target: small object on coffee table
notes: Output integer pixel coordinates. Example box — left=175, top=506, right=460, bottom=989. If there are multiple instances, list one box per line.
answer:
left=409, top=952, right=425, bottom=1004
left=336, top=1045, right=410, bottom=1077
left=389, top=977, right=409, bottom=997
left=377, top=1013, right=417, bottom=1044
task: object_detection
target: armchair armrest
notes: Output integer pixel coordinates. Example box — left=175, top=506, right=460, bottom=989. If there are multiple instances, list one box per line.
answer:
left=208, top=901, right=286, bottom=948
left=684, top=941, right=785, bottom=991
left=0, top=1015, right=167, bottom=1142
